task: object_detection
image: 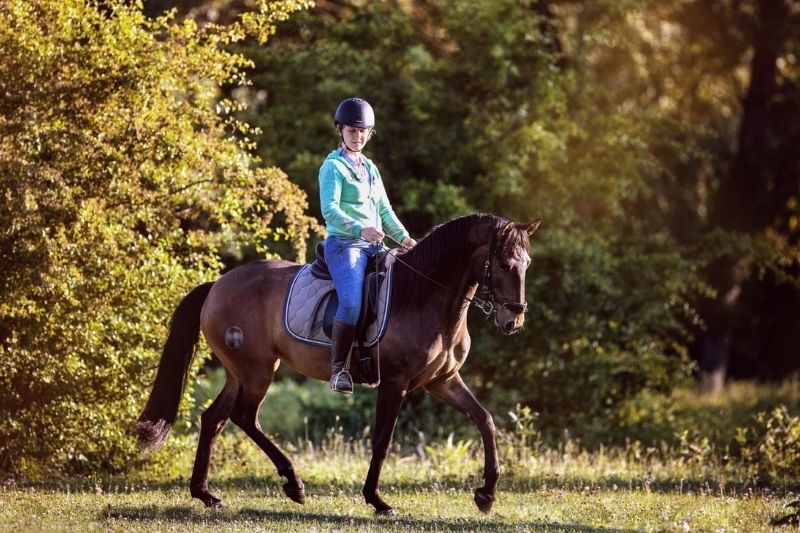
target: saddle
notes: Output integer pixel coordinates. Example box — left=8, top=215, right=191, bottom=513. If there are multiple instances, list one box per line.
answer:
left=284, top=242, right=394, bottom=383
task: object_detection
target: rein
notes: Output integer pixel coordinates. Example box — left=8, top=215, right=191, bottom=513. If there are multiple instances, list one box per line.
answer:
left=385, top=248, right=495, bottom=316
left=379, top=226, right=528, bottom=317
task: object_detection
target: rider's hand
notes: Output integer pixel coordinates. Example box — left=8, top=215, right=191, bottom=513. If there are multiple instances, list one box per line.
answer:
left=401, top=236, right=417, bottom=249
left=360, top=227, right=385, bottom=245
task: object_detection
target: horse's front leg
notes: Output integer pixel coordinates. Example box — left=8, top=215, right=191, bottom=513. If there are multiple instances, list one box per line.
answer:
left=362, top=383, right=406, bottom=515
left=425, top=372, right=499, bottom=513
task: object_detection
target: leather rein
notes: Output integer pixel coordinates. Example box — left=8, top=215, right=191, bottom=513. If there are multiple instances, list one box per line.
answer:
left=384, top=226, right=528, bottom=318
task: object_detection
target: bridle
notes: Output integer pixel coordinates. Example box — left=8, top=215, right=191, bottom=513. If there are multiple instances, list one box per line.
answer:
left=384, top=222, right=529, bottom=318
left=474, top=225, right=529, bottom=317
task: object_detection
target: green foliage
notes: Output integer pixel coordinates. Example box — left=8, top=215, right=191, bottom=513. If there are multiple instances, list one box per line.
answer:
left=4, top=0, right=795, bottom=477
left=423, top=433, right=474, bottom=472
left=470, top=228, right=697, bottom=445
left=619, top=378, right=800, bottom=447
left=502, top=404, right=542, bottom=468
left=736, top=405, right=800, bottom=482
left=0, top=0, right=316, bottom=474
left=676, top=429, right=716, bottom=472
left=616, top=381, right=800, bottom=482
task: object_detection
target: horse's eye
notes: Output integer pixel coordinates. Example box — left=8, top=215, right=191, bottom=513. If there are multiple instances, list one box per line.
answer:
left=499, top=261, right=511, bottom=270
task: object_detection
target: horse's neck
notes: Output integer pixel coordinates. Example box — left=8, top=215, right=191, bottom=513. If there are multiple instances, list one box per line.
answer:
left=406, top=242, right=482, bottom=339
left=445, top=271, right=479, bottom=337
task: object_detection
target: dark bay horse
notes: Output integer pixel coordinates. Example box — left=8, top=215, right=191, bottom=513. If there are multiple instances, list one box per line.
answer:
left=135, top=213, right=541, bottom=515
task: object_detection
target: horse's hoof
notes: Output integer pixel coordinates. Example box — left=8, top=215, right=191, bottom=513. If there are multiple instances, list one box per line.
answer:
left=375, top=506, right=396, bottom=516
left=192, top=489, right=223, bottom=508
left=283, top=481, right=306, bottom=504
left=473, top=488, right=495, bottom=513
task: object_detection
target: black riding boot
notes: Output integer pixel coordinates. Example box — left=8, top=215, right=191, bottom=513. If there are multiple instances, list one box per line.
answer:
left=330, top=320, right=356, bottom=394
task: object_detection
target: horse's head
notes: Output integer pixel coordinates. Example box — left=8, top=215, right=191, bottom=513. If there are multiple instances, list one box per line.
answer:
left=480, top=218, right=542, bottom=335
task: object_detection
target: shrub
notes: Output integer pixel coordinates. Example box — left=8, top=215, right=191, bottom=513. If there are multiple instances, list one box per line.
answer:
left=0, top=0, right=316, bottom=475
left=736, top=405, right=800, bottom=482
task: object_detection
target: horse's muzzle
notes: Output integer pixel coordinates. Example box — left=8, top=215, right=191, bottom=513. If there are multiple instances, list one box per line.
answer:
left=497, top=316, right=522, bottom=335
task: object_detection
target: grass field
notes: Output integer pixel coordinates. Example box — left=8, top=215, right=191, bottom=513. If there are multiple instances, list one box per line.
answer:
left=4, top=380, right=799, bottom=531
left=2, top=440, right=797, bottom=532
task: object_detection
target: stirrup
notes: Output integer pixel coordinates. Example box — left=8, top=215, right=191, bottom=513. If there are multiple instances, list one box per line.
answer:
left=330, top=369, right=353, bottom=394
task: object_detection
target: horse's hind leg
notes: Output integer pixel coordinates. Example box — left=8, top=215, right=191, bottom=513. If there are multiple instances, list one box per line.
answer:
left=190, top=374, right=239, bottom=507
left=229, top=371, right=306, bottom=505
left=425, top=372, right=499, bottom=513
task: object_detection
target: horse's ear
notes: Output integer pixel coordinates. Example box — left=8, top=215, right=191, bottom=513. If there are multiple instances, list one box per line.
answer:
left=522, top=218, right=542, bottom=236
left=500, top=221, right=516, bottom=238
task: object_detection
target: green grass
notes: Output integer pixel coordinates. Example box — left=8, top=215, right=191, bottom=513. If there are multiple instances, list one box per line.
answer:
left=1, top=440, right=796, bottom=532
left=4, top=380, right=799, bottom=531
left=1, top=483, right=788, bottom=532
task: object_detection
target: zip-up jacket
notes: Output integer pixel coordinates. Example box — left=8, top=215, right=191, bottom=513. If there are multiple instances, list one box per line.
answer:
left=318, top=149, right=409, bottom=243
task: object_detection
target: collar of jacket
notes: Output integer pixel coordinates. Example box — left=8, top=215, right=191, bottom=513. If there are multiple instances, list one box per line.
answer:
left=331, top=148, right=375, bottom=182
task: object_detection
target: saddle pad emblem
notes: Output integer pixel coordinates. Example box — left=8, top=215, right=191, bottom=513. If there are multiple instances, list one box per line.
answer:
left=283, top=263, right=393, bottom=347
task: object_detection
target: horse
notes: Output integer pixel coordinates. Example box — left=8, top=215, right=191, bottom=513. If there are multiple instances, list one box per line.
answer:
left=134, top=213, right=542, bottom=515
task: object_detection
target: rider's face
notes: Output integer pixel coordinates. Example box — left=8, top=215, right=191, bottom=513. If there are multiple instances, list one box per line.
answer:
left=341, top=125, right=372, bottom=152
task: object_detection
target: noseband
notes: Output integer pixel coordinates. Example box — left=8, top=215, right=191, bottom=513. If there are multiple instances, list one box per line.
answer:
left=474, top=225, right=529, bottom=317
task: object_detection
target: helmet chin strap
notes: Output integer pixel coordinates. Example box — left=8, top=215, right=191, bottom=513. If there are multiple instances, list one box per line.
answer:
left=342, top=137, right=363, bottom=153
left=337, top=124, right=367, bottom=154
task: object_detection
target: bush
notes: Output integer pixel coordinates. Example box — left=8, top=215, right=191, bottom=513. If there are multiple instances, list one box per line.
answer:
left=736, top=405, right=800, bottom=482
left=0, top=0, right=316, bottom=475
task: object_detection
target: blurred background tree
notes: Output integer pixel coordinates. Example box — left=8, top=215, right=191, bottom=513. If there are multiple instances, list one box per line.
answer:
left=0, top=0, right=317, bottom=474
left=142, top=0, right=798, bottom=445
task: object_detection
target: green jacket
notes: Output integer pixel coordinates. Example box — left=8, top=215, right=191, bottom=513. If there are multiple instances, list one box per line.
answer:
left=318, top=149, right=409, bottom=243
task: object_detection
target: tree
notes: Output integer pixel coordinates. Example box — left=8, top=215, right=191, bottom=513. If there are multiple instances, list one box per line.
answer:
left=701, top=0, right=798, bottom=389
left=0, top=0, right=316, bottom=474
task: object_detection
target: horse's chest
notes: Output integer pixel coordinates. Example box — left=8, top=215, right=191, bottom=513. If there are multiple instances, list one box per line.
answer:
left=424, top=339, right=470, bottom=379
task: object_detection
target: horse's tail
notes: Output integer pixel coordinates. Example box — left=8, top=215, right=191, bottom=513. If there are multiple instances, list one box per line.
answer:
left=134, top=281, right=214, bottom=453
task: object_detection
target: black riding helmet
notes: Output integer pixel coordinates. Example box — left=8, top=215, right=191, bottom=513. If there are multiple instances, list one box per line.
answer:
left=334, top=97, right=375, bottom=129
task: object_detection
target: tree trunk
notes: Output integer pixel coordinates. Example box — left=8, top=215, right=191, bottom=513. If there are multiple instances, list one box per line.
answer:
left=700, top=0, right=790, bottom=392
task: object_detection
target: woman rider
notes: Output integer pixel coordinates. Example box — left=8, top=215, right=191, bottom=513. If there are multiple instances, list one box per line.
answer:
left=319, top=97, right=417, bottom=394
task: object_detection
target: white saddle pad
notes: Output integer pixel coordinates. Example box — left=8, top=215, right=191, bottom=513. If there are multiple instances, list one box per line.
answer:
left=283, top=263, right=394, bottom=347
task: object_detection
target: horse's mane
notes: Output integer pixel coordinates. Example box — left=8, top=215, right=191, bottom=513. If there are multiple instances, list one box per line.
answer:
left=392, top=213, right=530, bottom=311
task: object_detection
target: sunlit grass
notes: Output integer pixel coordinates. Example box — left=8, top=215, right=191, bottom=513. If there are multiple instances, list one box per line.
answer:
left=1, top=483, right=788, bottom=532
left=2, top=432, right=796, bottom=532
left=4, top=380, right=798, bottom=531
